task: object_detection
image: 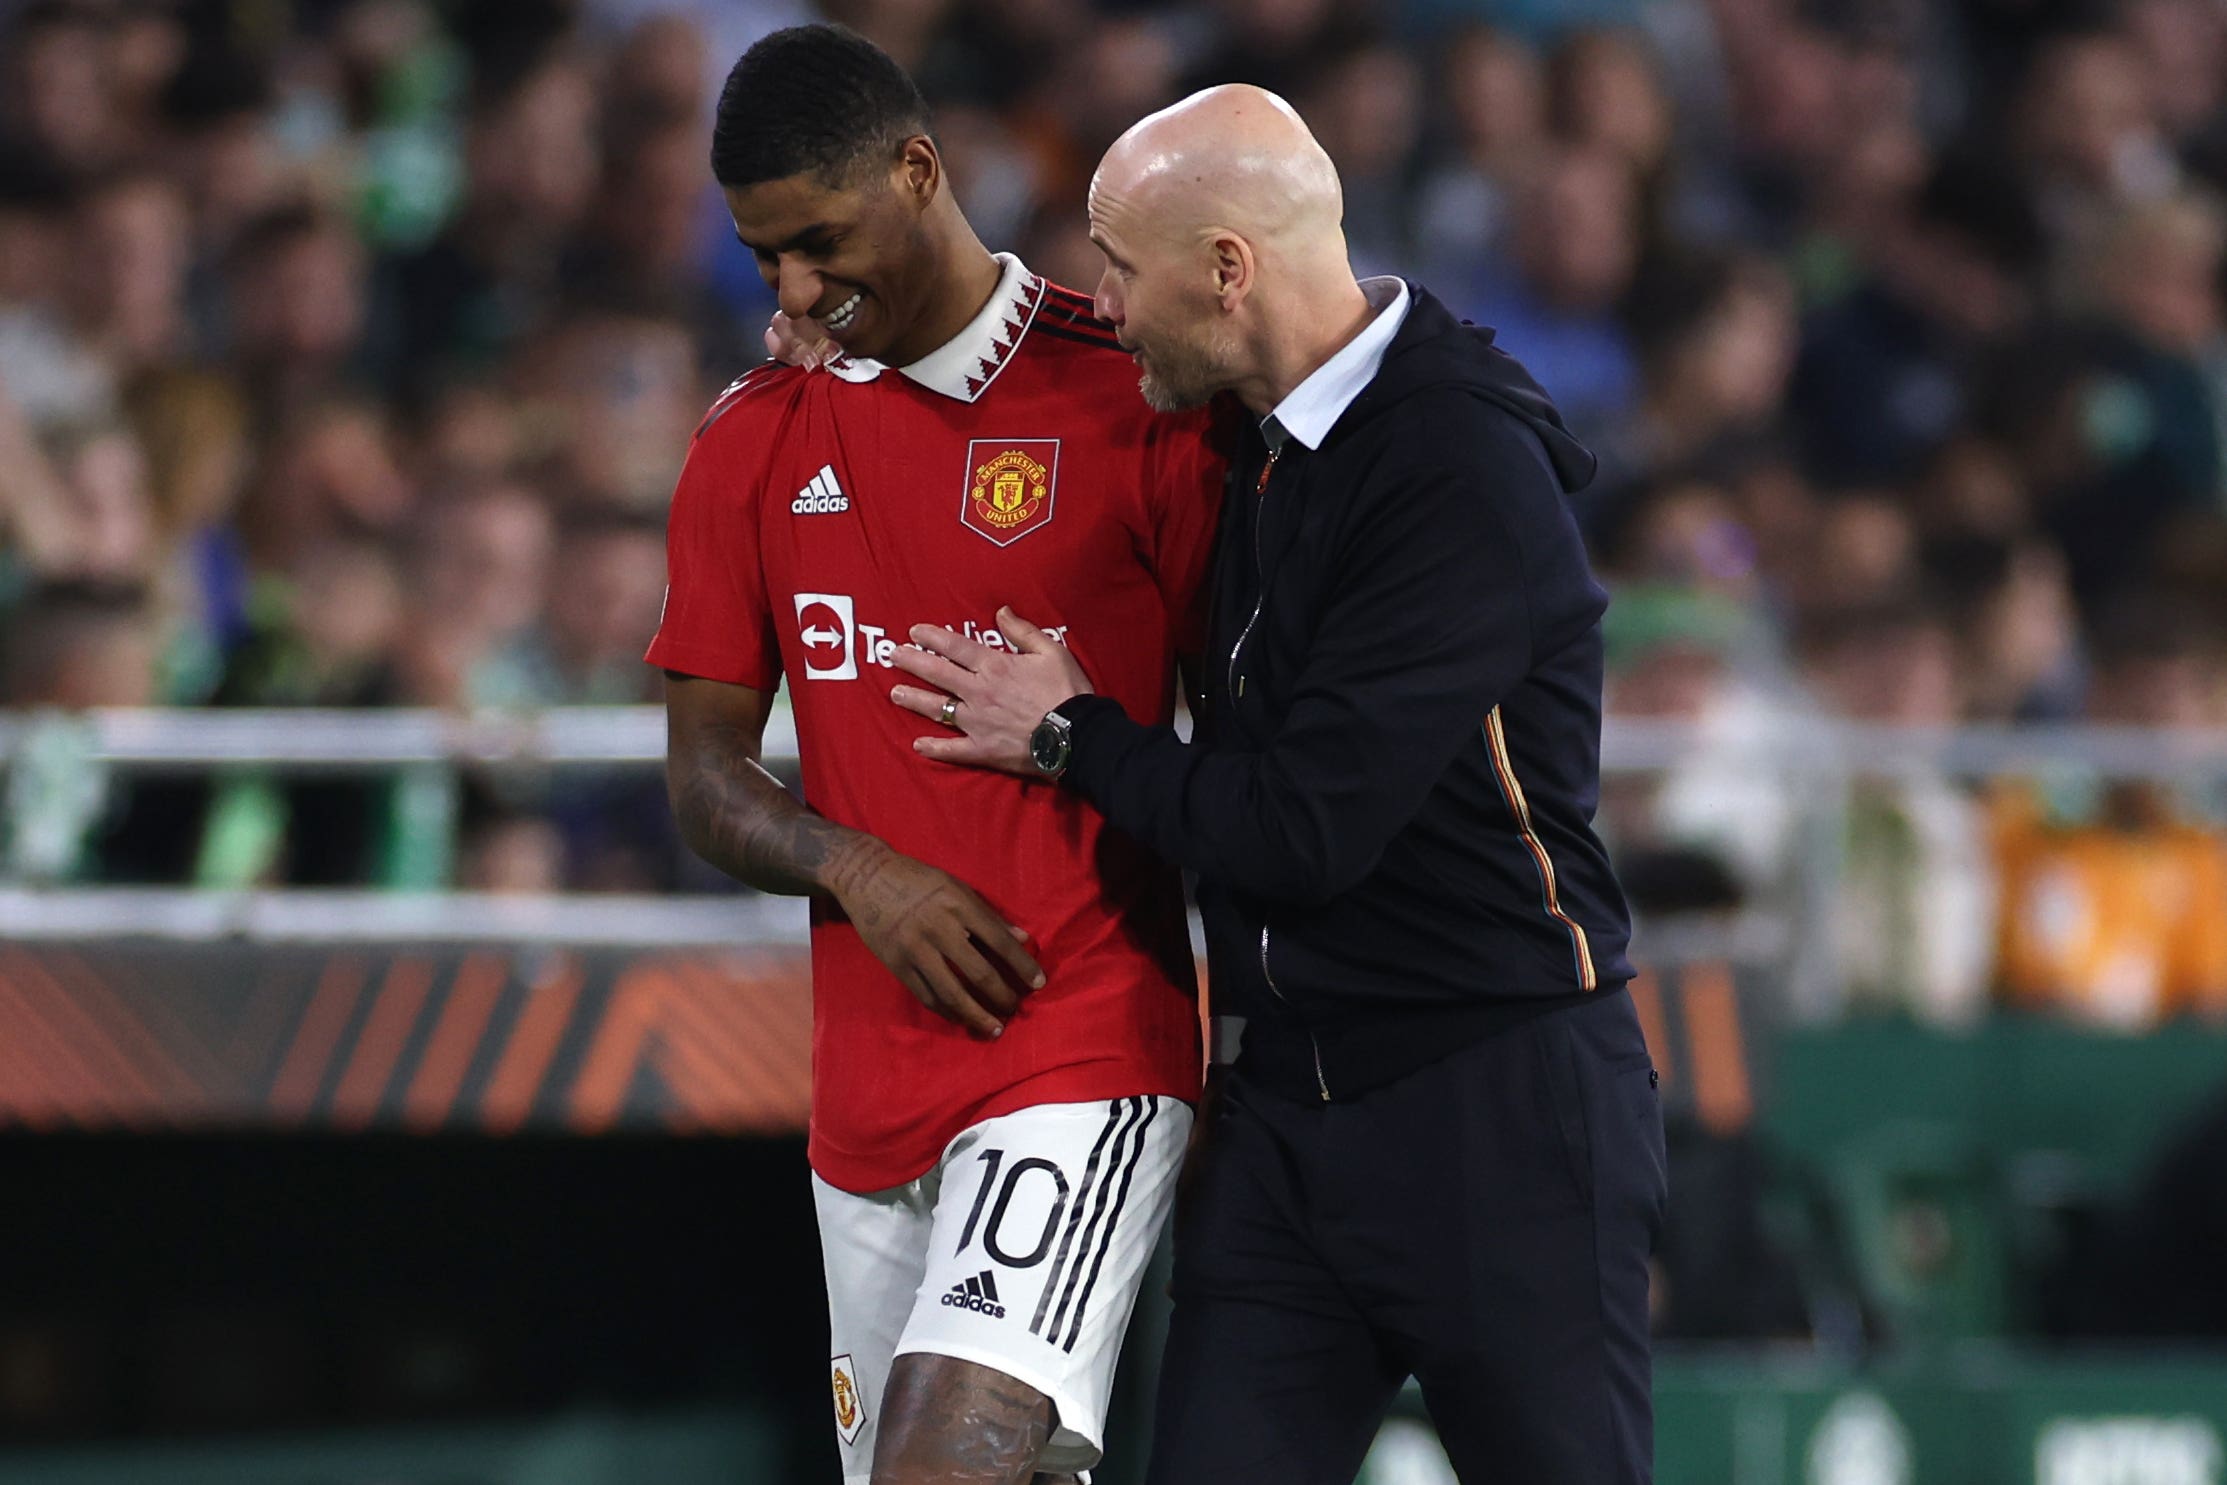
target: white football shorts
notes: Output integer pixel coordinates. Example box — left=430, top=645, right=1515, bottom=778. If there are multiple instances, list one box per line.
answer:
left=813, top=1095, right=1190, bottom=1482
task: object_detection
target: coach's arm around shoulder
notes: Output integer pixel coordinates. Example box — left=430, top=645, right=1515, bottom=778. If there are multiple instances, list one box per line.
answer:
left=664, top=673, right=1043, bottom=1036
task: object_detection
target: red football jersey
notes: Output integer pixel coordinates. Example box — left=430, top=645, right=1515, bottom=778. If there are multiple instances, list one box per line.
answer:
left=648, top=256, right=1226, bottom=1193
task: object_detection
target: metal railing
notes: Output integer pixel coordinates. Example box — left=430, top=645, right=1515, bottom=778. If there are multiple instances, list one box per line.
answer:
left=1, top=705, right=2221, bottom=777
left=2, top=707, right=2222, bottom=1018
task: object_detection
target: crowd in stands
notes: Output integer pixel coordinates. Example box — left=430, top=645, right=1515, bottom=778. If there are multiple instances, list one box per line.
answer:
left=0, top=0, right=2223, bottom=1029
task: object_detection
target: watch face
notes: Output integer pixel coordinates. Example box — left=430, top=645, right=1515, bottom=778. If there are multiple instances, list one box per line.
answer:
left=1031, top=719, right=1067, bottom=774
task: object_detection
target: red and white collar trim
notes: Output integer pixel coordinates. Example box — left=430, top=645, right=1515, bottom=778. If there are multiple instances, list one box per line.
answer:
left=879, top=253, right=1046, bottom=403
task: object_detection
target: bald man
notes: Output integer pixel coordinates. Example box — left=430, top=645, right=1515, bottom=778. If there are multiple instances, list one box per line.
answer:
left=888, top=87, right=1666, bottom=1484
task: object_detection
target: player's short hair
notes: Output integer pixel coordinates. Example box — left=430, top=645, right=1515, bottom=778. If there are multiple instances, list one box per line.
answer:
left=710, top=24, right=932, bottom=190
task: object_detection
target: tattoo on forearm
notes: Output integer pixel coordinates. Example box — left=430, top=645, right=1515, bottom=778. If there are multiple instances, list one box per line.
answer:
left=671, top=717, right=861, bottom=897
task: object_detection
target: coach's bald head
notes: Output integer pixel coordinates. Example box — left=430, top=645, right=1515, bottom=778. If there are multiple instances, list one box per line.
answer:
left=1097, top=85, right=1345, bottom=260
left=1088, top=85, right=1373, bottom=414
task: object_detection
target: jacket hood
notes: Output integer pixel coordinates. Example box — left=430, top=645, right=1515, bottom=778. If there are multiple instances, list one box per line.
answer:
left=1338, top=282, right=1599, bottom=493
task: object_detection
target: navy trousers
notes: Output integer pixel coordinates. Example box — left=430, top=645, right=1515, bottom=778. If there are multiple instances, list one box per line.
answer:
left=1146, top=990, right=1667, bottom=1484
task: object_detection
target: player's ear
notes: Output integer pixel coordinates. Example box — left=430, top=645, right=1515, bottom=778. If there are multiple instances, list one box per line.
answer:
left=898, top=136, right=941, bottom=209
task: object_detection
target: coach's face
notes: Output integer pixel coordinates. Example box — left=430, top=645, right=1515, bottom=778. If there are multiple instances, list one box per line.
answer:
left=725, top=138, right=943, bottom=364
left=1089, top=178, right=1241, bottom=413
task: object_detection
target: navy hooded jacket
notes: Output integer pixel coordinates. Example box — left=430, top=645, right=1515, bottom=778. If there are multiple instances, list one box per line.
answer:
left=1055, top=283, right=1635, bottom=1102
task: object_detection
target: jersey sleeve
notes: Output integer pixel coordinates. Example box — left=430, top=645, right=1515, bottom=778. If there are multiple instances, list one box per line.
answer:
left=1140, top=404, right=1232, bottom=659
left=644, top=412, right=783, bottom=691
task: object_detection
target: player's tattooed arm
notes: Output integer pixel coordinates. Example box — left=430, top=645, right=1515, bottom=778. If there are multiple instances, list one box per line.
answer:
left=664, top=674, right=864, bottom=896
left=664, top=674, right=1047, bottom=1034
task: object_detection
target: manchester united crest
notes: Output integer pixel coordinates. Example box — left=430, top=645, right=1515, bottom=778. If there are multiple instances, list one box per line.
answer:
left=830, top=1353, right=867, bottom=1445
left=962, top=438, right=1059, bottom=546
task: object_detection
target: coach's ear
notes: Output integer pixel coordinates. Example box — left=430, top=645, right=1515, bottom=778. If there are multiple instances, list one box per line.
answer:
left=898, top=135, right=942, bottom=208
left=1208, top=231, right=1255, bottom=312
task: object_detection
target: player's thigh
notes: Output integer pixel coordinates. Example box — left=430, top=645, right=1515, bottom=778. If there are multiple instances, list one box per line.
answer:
left=1145, top=1082, right=1404, bottom=1485
left=815, top=1172, right=937, bottom=1485
left=895, top=1096, right=1190, bottom=1479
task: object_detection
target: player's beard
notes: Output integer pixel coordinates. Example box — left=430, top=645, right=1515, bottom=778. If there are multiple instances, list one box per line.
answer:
left=1135, top=319, right=1241, bottom=412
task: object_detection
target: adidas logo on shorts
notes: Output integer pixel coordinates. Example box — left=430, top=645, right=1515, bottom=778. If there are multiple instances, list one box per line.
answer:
left=792, top=464, right=850, bottom=514
left=941, top=1270, right=1006, bottom=1319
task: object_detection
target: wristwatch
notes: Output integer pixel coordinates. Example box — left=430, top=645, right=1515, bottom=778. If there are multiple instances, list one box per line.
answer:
left=1029, top=706, right=1075, bottom=778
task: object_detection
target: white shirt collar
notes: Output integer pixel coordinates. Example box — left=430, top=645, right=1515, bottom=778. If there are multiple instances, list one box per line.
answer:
left=846, top=252, right=1045, bottom=403
left=1264, top=276, right=1410, bottom=451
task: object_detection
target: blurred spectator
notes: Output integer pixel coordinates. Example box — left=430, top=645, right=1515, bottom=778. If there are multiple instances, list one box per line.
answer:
left=1605, top=479, right=1767, bottom=610
left=1550, top=30, right=1674, bottom=179
left=1455, top=142, right=1646, bottom=435
left=2126, top=0, right=2227, bottom=148
left=394, top=479, right=555, bottom=708
left=1599, top=584, right=1801, bottom=894
left=217, top=537, right=406, bottom=710
left=476, top=509, right=667, bottom=707
left=1294, top=43, right=1423, bottom=274
left=63, top=168, right=193, bottom=379
left=1, top=577, right=158, bottom=712
left=35, top=414, right=158, bottom=586
left=1993, top=608, right=2227, bottom=1029
left=2013, top=192, right=2227, bottom=610
left=1799, top=602, right=1997, bottom=1026
left=224, top=204, right=370, bottom=422
left=457, top=795, right=569, bottom=894
left=238, top=398, right=416, bottom=574
left=200, top=536, right=414, bottom=887
left=0, top=579, right=170, bottom=883
left=605, top=12, right=714, bottom=123
left=1791, top=149, right=2046, bottom=487
left=1413, top=26, right=1545, bottom=291
left=1, top=3, right=134, bottom=178
left=1799, top=492, right=1920, bottom=615
left=0, top=176, right=114, bottom=428
left=414, top=381, right=529, bottom=486
left=372, top=46, right=599, bottom=398
left=0, top=371, right=81, bottom=574
left=1597, top=249, right=1797, bottom=503
left=161, top=44, right=289, bottom=262
left=2015, top=29, right=2179, bottom=279
left=511, top=308, right=698, bottom=513
left=1946, top=537, right=2086, bottom=722
left=125, top=371, right=254, bottom=671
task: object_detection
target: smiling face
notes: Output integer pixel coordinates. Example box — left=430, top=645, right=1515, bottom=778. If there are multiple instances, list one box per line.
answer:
left=725, top=140, right=946, bottom=365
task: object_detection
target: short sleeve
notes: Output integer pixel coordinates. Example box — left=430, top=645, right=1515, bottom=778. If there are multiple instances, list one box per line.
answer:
left=1141, top=404, right=1232, bottom=659
left=644, top=424, right=783, bottom=690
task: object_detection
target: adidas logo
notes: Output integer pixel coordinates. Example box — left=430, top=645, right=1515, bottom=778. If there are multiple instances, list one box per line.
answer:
left=792, top=464, right=850, bottom=514
left=940, top=1270, right=1006, bottom=1319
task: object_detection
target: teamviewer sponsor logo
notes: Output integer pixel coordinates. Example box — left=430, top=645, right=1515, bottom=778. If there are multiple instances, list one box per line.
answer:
left=942, top=1270, right=1006, bottom=1319
left=792, top=592, right=1072, bottom=682
left=794, top=593, right=857, bottom=680
left=792, top=464, right=850, bottom=514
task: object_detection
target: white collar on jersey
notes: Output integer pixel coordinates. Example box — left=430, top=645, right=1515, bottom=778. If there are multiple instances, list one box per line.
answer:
left=826, top=252, right=1047, bottom=404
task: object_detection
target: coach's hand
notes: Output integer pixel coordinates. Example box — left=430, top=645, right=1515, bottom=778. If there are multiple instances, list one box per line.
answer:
left=764, top=311, right=841, bottom=370
left=889, top=608, right=1093, bottom=775
left=829, top=841, right=1044, bottom=1038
